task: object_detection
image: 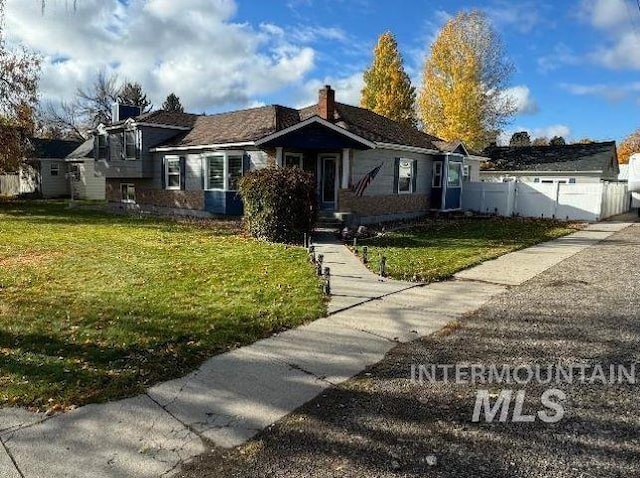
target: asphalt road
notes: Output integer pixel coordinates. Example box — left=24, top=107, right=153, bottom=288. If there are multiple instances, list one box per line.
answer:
left=179, top=224, right=640, bottom=478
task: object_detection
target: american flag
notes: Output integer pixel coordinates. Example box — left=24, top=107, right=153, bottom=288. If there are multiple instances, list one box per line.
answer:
left=352, top=163, right=383, bottom=197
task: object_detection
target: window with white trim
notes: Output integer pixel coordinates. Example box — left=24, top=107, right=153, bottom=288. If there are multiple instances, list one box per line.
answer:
left=463, top=164, right=470, bottom=181
left=432, top=161, right=443, bottom=187
left=205, top=152, right=245, bottom=191
left=284, top=153, right=303, bottom=169
left=124, top=130, right=137, bottom=160
left=121, top=183, right=135, bottom=203
left=50, top=163, right=59, bottom=177
left=165, top=157, right=181, bottom=190
left=447, top=162, right=462, bottom=188
left=397, top=159, right=413, bottom=193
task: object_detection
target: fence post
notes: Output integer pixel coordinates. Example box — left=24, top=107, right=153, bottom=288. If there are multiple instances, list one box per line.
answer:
left=316, top=254, right=324, bottom=276
left=380, top=255, right=387, bottom=278
left=323, top=267, right=331, bottom=295
left=362, top=246, right=368, bottom=264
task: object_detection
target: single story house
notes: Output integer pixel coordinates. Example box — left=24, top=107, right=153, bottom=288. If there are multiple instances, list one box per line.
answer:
left=95, top=86, right=486, bottom=225
left=20, top=138, right=106, bottom=200
left=480, top=141, right=620, bottom=184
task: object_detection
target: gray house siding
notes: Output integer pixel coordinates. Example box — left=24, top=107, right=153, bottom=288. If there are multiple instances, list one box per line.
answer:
left=40, top=160, right=69, bottom=198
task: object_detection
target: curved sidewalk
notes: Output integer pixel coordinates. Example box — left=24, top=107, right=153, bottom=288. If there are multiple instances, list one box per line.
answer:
left=0, top=222, right=631, bottom=478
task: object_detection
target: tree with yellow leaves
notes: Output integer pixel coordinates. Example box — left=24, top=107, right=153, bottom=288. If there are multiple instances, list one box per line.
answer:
left=618, top=129, right=640, bottom=164
left=417, top=11, right=515, bottom=151
left=361, top=31, right=416, bottom=126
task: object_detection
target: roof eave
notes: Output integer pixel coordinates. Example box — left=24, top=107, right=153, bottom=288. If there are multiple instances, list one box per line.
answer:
left=150, top=141, right=255, bottom=153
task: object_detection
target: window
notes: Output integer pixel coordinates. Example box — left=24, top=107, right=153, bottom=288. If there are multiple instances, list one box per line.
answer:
left=447, top=162, right=462, bottom=188
left=569, top=178, right=577, bottom=184
left=534, top=178, right=540, bottom=183
left=50, top=163, right=59, bottom=176
left=228, top=154, right=244, bottom=191
left=124, top=130, right=137, bottom=160
left=284, top=153, right=303, bottom=169
left=463, top=164, right=470, bottom=181
left=207, top=155, right=225, bottom=190
left=121, top=183, right=135, bottom=203
left=397, top=159, right=413, bottom=193
left=97, top=134, right=108, bottom=159
left=165, top=157, right=181, bottom=190
left=432, top=161, right=443, bottom=187
left=205, top=152, right=245, bottom=191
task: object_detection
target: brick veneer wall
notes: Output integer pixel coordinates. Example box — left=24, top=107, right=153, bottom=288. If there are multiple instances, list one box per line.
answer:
left=106, top=180, right=204, bottom=210
left=339, top=190, right=429, bottom=217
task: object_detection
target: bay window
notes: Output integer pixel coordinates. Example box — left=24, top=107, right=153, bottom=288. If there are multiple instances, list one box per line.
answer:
left=205, top=152, right=244, bottom=191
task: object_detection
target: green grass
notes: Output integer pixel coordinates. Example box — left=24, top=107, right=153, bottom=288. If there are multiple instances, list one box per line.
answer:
left=0, top=200, right=325, bottom=410
left=360, top=217, right=579, bottom=282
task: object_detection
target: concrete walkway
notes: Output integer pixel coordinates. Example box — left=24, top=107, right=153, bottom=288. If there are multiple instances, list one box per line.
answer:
left=0, top=222, right=632, bottom=477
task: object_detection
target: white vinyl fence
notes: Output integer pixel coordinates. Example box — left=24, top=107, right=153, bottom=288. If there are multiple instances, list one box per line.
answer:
left=463, top=181, right=629, bottom=222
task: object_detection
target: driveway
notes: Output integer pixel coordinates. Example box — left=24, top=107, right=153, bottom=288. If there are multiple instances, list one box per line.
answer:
left=178, top=223, right=640, bottom=477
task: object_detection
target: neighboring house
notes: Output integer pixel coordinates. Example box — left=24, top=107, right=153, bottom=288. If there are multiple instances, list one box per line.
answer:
left=481, top=142, right=620, bottom=184
left=1, top=138, right=107, bottom=200
left=95, top=85, right=487, bottom=225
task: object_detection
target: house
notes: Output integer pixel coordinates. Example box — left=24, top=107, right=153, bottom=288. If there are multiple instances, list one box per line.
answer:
left=21, top=138, right=106, bottom=200
left=481, top=141, right=620, bottom=184
left=95, top=85, right=486, bottom=225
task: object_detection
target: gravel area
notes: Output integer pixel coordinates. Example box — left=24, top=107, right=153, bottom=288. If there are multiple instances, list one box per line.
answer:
left=179, top=224, right=640, bottom=478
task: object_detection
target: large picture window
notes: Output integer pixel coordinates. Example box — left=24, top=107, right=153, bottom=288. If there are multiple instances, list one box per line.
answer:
left=165, top=157, right=181, bottom=190
left=205, top=152, right=244, bottom=191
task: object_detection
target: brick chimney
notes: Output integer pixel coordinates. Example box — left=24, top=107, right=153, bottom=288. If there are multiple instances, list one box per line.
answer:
left=318, top=85, right=335, bottom=120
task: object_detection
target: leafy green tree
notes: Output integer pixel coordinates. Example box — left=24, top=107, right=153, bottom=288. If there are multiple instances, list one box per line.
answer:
left=509, top=131, right=531, bottom=147
left=119, top=81, right=152, bottom=112
left=162, top=93, right=184, bottom=113
left=361, top=31, right=416, bottom=126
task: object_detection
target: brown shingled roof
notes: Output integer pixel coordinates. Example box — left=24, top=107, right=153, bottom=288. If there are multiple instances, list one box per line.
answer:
left=134, top=110, right=199, bottom=128
left=156, top=101, right=449, bottom=151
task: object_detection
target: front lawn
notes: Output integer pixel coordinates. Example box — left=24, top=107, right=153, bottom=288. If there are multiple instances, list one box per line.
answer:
left=0, top=201, right=325, bottom=410
left=360, top=217, right=579, bottom=282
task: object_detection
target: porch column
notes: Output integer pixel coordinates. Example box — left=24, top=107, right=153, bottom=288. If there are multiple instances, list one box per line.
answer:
left=341, top=148, right=350, bottom=189
left=275, top=147, right=283, bottom=167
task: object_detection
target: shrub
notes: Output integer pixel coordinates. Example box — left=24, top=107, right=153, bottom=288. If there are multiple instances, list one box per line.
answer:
left=239, top=167, right=317, bottom=243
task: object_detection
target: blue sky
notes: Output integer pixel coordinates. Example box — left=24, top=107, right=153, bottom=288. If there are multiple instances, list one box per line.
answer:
left=5, top=0, right=640, bottom=143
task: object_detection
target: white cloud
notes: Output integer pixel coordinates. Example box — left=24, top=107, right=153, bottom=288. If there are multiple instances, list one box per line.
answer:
left=579, top=0, right=640, bottom=70
left=485, top=0, right=545, bottom=33
left=500, top=85, right=539, bottom=115
left=4, top=0, right=318, bottom=112
left=561, top=82, right=640, bottom=102
left=295, top=72, right=364, bottom=108
left=537, top=43, right=582, bottom=73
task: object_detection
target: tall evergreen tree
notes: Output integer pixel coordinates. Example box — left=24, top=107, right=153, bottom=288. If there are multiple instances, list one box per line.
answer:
left=118, top=81, right=152, bottom=112
left=417, top=11, right=515, bottom=151
left=361, top=31, right=416, bottom=126
left=162, top=93, right=184, bottom=113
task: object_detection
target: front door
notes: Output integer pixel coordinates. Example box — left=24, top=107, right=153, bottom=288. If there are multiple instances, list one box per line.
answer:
left=320, top=155, right=337, bottom=210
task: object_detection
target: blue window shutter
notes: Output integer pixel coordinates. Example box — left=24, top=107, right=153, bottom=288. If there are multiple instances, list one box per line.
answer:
left=411, top=160, right=418, bottom=193
left=180, top=157, right=186, bottom=190
left=393, top=158, right=400, bottom=194
left=161, top=157, right=166, bottom=189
